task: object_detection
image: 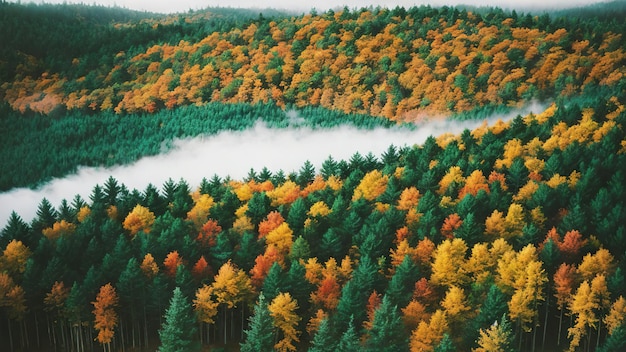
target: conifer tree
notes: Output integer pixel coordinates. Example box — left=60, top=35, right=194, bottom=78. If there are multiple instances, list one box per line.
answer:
left=241, top=293, right=274, bottom=352
left=158, top=287, right=200, bottom=352
left=365, top=295, right=408, bottom=352
left=308, top=317, right=336, bottom=352
left=337, top=316, right=361, bottom=352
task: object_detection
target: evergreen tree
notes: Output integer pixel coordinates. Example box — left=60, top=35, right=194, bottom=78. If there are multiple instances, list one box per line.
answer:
left=158, top=287, right=200, bottom=352
left=308, top=317, right=336, bottom=352
left=262, top=262, right=284, bottom=302
left=387, top=255, right=419, bottom=308
left=434, top=333, right=456, bottom=352
left=241, top=293, right=274, bottom=352
left=337, top=316, right=361, bottom=352
left=364, top=295, right=408, bottom=352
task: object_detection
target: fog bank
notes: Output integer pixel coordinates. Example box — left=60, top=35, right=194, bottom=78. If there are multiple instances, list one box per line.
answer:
left=0, top=104, right=546, bottom=227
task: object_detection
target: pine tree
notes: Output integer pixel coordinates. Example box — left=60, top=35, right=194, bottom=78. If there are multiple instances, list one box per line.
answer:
left=337, top=316, right=361, bottom=352
left=241, top=293, right=274, bottom=352
left=308, top=317, right=336, bottom=352
left=365, top=295, right=409, bottom=352
left=158, top=287, right=200, bottom=352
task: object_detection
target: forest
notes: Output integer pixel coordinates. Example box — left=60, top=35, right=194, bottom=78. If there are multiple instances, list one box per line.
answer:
left=1, top=1, right=626, bottom=352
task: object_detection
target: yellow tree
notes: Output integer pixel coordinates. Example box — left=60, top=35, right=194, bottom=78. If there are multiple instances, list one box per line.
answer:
left=604, top=296, right=626, bottom=336
left=441, top=285, right=470, bottom=323
left=485, top=210, right=506, bottom=238
left=1, top=240, right=31, bottom=278
left=568, top=280, right=598, bottom=352
left=268, top=292, right=300, bottom=352
left=123, top=205, right=155, bottom=236
left=194, top=284, right=219, bottom=344
left=187, top=194, right=215, bottom=231
left=265, top=222, right=294, bottom=258
left=577, top=248, right=615, bottom=281
left=42, top=220, right=76, bottom=240
left=352, top=170, right=389, bottom=201
left=431, top=238, right=468, bottom=288
left=504, top=203, right=525, bottom=239
left=92, top=283, right=118, bottom=352
left=473, top=314, right=514, bottom=352
left=409, top=309, right=448, bottom=352
left=140, top=253, right=159, bottom=279
left=211, top=260, right=254, bottom=345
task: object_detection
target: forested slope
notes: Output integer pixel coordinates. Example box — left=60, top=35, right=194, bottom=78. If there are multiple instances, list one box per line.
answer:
left=1, top=93, right=625, bottom=351
left=1, top=3, right=625, bottom=119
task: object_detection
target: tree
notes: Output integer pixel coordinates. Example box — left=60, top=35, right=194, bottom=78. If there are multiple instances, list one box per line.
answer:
left=269, top=292, right=301, bottom=352
left=123, top=204, right=155, bottom=236
left=410, top=309, right=449, bottom=352
left=387, top=255, right=419, bottom=308
left=365, top=294, right=409, bottom=352
left=352, top=170, right=389, bottom=201
left=1, top=239, right=31, bottom=278
left=431, top=238, right=468, bottom=287
left=158, top=287, right=200, bottom=352
left=568, top=280, right=598, bottom=352
left=241, top=293, right=274, bottom=352
left=92, top=283, right=119, bottom=352
left=309, top=317, right=336, bottom=352
left=194, top=283, right=219, bottom=342
left=163, top=251, right=183, bottom=278
left=337, top=316, right=361, bottom=352
left=441, top=285, right=470, bottom=323
left=473, top=314, right=514, bottom=352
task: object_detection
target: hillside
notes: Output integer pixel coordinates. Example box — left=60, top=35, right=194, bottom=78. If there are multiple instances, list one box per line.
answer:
left=1, top=3, right=625, bottom=119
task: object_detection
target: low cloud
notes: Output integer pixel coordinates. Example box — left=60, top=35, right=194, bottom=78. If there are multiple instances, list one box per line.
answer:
left=0, top=102, right=547, bottom=227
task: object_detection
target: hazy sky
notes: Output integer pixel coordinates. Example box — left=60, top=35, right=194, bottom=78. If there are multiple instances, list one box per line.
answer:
left=14, top=0, right=610, bottom=14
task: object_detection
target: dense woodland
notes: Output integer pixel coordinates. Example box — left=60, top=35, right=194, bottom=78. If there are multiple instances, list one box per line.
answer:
left=1, top=2, right=626, bottom=352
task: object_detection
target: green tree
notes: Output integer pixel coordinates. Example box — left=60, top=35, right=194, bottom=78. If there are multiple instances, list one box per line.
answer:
left=387, top=255, right=419, bottom=308
left=309, top=317, right=336, bottom=352
left=262, top=262, right=285, bottom=302
left=365, top=295, right=408, bottom=352
left=337, top=316, right=361, bottom=352
left=241, top=293, right=274, bottom=352
left=158, top=287, right=200, bottom=352
left=434, top=333, right=456, bottom=352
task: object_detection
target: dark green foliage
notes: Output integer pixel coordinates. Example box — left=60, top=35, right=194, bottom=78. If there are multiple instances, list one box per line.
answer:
left=336, top=317, right=361, bottom=352
left=309, top=317, right=336, bottom=352
left=158, top=287, right=200, bottom=352
left=434, top=334, right=455, bottom=352
left=364, top=295, right=408, bottom=352
left=597, top=325, right=626, bottom=352
left=387, top=256, right=419, bottom=308
left=241, top=293, right=274, bottom=352
left=261, top=262, right=284, bottom=302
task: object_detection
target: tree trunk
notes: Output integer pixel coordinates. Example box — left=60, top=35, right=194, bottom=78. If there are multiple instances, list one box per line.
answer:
left=223, top=308, right=227, bottom=345
left=542, top=294, right=550, bottom=351
left=557, top=309, right=563, bottom=346
left=596, top=318, right=602, bottom=350
left=143, top=304, right=149, bottom=348
left=35, top=311, right=41, bottom=348
left=231, top=309, right=235, bottom=340
left=7, top=317, right=14, bottom=352
left=518, top=320, right=523, bottom=351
